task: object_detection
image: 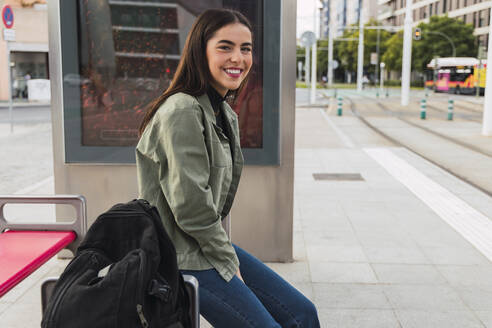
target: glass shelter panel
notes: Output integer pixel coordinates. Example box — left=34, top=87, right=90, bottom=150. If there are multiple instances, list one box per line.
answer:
left=62, top=0, right=277, bottom=163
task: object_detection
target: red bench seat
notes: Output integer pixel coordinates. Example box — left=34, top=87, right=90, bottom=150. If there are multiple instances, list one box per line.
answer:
left=0, top=230, right=76, bottom=297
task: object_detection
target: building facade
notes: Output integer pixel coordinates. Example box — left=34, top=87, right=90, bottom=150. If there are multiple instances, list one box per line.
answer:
left=378, top=0, right=490, bottom=51
left=0, top=0, right=49, bottom=101
left=320, top=0, right=379, bottom=38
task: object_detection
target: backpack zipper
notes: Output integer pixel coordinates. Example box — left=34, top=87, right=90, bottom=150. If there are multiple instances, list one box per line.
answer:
left=136, top=250, right=149, bottom=327
left=136, top=304, right=149, bottom=328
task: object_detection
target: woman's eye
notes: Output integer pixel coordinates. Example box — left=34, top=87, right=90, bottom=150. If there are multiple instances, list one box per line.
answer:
left=218, top=46, right=230, bottom=50
left=241, top=47, right=252, bottom=53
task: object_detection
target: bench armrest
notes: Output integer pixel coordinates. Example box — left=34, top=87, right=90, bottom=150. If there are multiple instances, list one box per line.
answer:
left=0, top=195, right=87, bottom=253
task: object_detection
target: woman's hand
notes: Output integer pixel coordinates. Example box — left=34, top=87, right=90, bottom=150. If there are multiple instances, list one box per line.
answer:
left=236, top=268, right=244, bottom=283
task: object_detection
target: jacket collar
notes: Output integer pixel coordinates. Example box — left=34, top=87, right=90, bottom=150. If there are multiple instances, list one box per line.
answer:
left=196, top=93, right=237, bottom=127
left=196, top=93, right=216, bottom=123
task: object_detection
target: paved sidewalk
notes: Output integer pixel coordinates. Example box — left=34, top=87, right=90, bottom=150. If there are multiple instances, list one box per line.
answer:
left=1, top=103, right=491, bottom=327
left=288, top=107, right=492, bottom=327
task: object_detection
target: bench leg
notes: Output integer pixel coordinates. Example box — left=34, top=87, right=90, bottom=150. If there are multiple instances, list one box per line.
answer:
left=183, top=274, right=200, bottom=328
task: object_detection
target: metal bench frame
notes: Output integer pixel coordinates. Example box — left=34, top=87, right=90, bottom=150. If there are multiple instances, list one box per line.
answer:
left=0, top=195, right=87, bottom=254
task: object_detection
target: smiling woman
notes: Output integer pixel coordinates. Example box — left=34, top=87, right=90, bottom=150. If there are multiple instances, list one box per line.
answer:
left=136, top=8, right=320, bottom=328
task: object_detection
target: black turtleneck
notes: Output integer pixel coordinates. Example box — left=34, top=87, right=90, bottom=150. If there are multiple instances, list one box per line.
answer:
left=206, top=87, right=227, bottom=135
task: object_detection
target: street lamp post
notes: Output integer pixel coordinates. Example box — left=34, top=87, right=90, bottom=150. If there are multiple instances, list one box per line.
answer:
left=328, top=22, right=334, bottom=86
left=310, top=5, right=318, bottom=104
left=380, top=62, right=385, bottom=94
left=401, top=0, right=413, bottom=106
left=482, top=16, right=492, bottom=135
left=356, top=0, right=364, bottom=92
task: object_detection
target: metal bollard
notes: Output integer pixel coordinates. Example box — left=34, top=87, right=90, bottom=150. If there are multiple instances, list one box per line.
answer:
left=425, top=88, right=429, bottom=98
left=337, top=96, right=343, bottom=116
left=385, top=89, right=389, bottom=98
left=447, top=99, right=454, bottom=120
left=420, top=99, right=426, bottom=119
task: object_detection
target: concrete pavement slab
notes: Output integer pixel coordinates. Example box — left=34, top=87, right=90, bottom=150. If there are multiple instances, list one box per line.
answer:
left=306, top=244, right=368, bottom=263
left=319, top=309, right=400, bottom=328
left=395, top=310, right=485, bottom=328
left=364, top=246, right=431, bottom=264
left=436, top=265, right=492, bottom=287
left=309, top=262, right=378, bottom=284
left=382, top=285, right=468, bottom=311
left=371, top=263, right=447, bottom=285
left=312, top=283, right=392, bottom=309
left=475, top=311, right=492, bottom=327
left=421, top=246, right=491, bottom=265
left=453, top=285, right=492, bottom=311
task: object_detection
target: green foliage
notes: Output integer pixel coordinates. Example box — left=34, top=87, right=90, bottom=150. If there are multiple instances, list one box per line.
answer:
left=334, top=19, right=392, bottom=74
left=381, top=31, right=405, bottom=71
left=382, top=15, right=477, bottom=73
left=413, top=15, right=477, bottom=71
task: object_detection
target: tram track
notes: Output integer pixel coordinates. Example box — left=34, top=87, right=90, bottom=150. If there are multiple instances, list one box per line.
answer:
left=340, top=95, right=492, bottom=197
left=373, top=101, right=492, bottom=158
left=345, top=92, right=491, bottom=157
left=425, top=103, right=481, bottom=122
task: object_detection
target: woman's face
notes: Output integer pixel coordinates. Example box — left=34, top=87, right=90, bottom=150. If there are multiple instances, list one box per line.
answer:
left=206, top=23, right=253, bottom=97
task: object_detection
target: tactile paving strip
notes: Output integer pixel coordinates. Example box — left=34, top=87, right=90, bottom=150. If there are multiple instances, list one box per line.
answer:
left=365, top=147, right=492, bottom=262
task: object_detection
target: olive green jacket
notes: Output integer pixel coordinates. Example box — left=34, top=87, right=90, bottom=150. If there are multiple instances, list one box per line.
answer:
left=136, top=92, right=243, bottom=282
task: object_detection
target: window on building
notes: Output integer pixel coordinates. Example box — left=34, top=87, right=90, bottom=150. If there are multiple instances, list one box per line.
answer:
left=456, top=0, right=460, bottom=9
left=443, top=0, right=447, bottom=13
left=473, top=11, right=477, bottom=27
left=435, top=2, right=439, bottom=14
left=479, top=9, right=485, bottom=27
left=429, top=3, right=433, bottom=17
left=464, top=0, right=467, bottom=5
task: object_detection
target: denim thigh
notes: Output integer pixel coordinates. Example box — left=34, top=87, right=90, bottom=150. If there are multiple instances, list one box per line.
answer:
left=180, top=268, right=280, bottom=328
left=182, top=244, right=320, bottom=328
left=234, top=244, right=320, bottom=328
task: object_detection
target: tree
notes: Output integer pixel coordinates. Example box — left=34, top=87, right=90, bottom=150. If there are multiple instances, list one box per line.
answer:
left=413, top=15, right=477, bottom=71
left=334, top=19, right=392, bottom=77
left=381, top=31, right=405, bottom=71
left=382, top=15, right=477, bottom=73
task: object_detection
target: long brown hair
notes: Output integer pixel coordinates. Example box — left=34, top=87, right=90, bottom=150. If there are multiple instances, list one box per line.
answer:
left=138, top=8, right=253, bottom=136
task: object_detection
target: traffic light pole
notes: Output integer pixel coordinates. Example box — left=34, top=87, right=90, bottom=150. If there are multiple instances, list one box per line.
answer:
left=356, top=3, right=364, bottom=92
left=482, top=17, right=492, bottom=136
left=310, top=4, right=318, bottom=104
left=401, top=0, right=413, bottom=106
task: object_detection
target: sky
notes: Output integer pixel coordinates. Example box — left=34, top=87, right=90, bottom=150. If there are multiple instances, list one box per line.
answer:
left=297, top=0, right=320, bottom=39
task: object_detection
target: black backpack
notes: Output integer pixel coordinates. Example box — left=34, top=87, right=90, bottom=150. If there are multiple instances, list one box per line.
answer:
left=41, top=199, right=191, bottom=328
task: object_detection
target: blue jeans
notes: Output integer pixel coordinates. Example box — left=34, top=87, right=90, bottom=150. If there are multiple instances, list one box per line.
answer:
left=181, top=244, right=320, bottom=328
